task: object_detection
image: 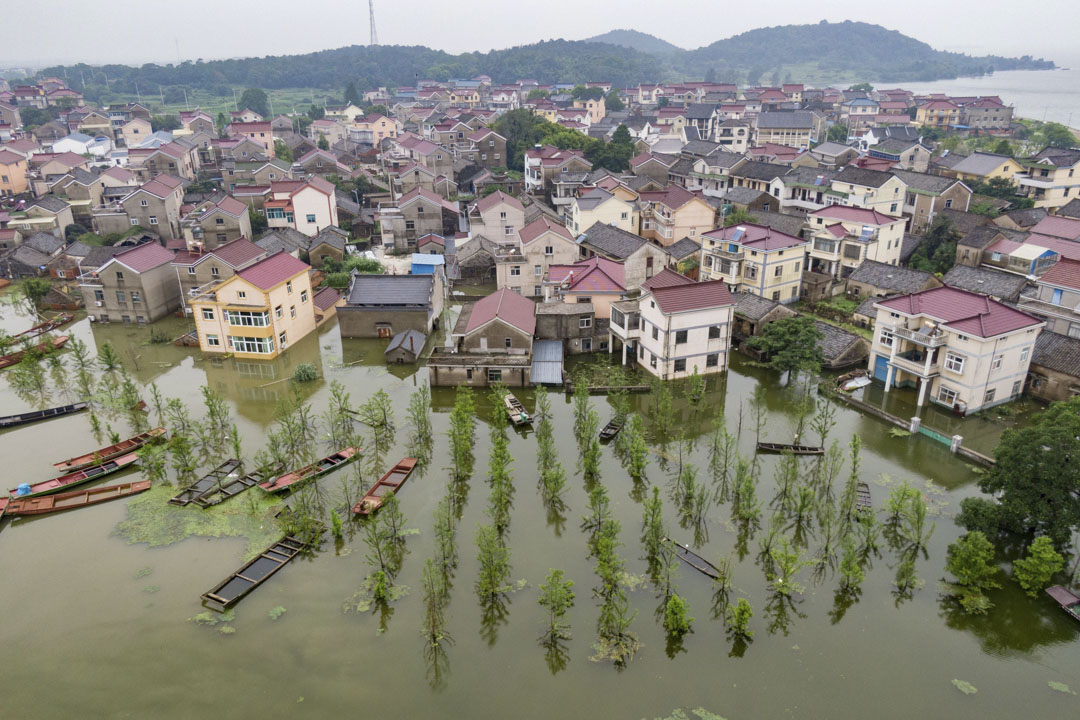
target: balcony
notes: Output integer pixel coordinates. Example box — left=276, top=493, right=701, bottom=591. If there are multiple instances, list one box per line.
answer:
left=811, top=240, right=839, bottom=257
left=890, top=349, right=939, bottom=377
left=1014, top=173, right=1054, bottom=189
left=892, top=324, right=947, bottom=347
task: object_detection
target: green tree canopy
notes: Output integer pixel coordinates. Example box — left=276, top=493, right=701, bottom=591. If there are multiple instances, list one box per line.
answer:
left=344, top=80, right=361, bottom=106
left=571, top=85, right=605, bottom=101
left=908, top=215, right=959, bottom=275
left=239, top=88, right=269, bottom=117
left=745, top=316, right=825, bottom=378
left=827, top=123, right=848, bottom=143
left=604, top=91, right=624, bottom=112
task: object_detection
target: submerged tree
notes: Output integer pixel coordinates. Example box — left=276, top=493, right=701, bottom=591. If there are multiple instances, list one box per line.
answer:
left=421, top=558, right=452, bottom=648
left=1012, top=536, right=1063, bottom=597
left=475, top=524, right=511, bottom=599
left=534, top=387, right=567, bottom=503
left=621, top=413, right=649, bottom=483
left=447, top=387, right=477, bottom=482
left=407, top=383, right=433, bottom=448
left=538, top=568, right=575, bottom=642
left=943, top=531, right=1001, bottom=615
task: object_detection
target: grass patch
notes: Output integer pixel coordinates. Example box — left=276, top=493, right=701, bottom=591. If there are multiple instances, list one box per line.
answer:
left=114, top=484, right=284, bottom=561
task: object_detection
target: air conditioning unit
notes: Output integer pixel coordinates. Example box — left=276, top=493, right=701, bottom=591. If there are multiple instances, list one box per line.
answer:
left=95, top=301, right=103, bottom=307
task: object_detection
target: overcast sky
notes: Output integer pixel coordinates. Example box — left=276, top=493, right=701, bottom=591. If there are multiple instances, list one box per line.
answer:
left=3, top=0, right=1078, bottom=68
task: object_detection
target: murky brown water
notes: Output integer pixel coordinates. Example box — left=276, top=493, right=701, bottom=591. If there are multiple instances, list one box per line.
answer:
left=0, top=294, right=1077, bottom=719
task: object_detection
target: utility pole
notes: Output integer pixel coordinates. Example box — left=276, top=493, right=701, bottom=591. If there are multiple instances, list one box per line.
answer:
left=369, top=0, right=378, bottom=46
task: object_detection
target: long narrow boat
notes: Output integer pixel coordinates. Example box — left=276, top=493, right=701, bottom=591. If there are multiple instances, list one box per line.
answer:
left=5, top=480, right=151, bottom=516
left=11, top=313, right=74, bottom=342
left=1045, top=585, right=1080, bottom=622
left=0, top=335, right=70, bottom=370
left=599, top=417, right=624, bottom=442
left=352, top=458, right=418, bottom=515
left=167, top=459, right=242, bottom=507
left=504, top=392, right=532, bottom=426
left=54, top=427, right=166, bottom=472
left=755, top=441, right=825, bottom=456
left=259, top=448, right=360, bottom=493
left=9, top=452, right=138, bottom=499
left=193, top=464, right=282, bottom=508
left=0, top=497, right=8, bottom=521
left=663, top=537, right=721, bottom=580
left=0, top=401, right=89, bottom=429
left=856, top=482, right=873, bottom=513
left=201, top=535, right=311, bottom=610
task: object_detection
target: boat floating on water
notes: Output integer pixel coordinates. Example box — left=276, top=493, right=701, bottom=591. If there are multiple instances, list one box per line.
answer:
left=5, top=480, right=151, bottom=516
left=599, top=417, right=624, bottom=442
left=53, top=427, right=166, bottom=472
left=663, top=537, right=721, bottom=580
left=352, top=458, right=418, bottom=515
left=756, top=442, right=825, bottom=456
left=201, top=535, right=312, bottom=610
left=0, top=335, right=70, bottom=370
left=9, top=452, right=139, bottom=499
left=504, top=393, right=532, bottom=426
left=168, top=459, right=243, bottom=507
left=0, top=401, right=89, bottom=430
left=258, top=448, right=359, bottom=493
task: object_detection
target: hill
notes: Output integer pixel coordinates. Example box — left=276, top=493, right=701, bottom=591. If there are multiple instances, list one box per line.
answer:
left=584, top=29, right=683, bottom=56
left=33, top=22, right=1054, bottom=104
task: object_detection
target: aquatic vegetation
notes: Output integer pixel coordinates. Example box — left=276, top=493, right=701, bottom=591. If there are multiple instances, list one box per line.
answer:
left=268, top=606, right=287, bottom=620
left=951, top=679, right=978, bottom=695
left=343, top=574, right=410, bottom=613
left=1048, top=681, right=1075, bottom=694
left=292, top=363, right=317, bottom=382
left=663, top=593, right=693, bottom=636
left=188, top=609, right=235, bottom=626
left=133, top=566, right=153, bottom=579
left=115, top=484, right=283, bottom=561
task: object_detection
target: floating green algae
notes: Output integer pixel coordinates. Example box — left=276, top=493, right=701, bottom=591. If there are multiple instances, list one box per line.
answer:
left=952, top=679, right=978, bottom=695
left=1048, top=681, right=1075, bottom=694
left=115, top=484, right=283, bottom=561
left=268, top=606, right=287, bottom=621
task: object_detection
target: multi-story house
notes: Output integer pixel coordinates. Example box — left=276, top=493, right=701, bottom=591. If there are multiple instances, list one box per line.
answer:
left=891, top=170, right=972, bottom=232
left=566, top=188, right=638, bottom=236
left=79, top=242, right=180, bottom=324
left=946, top=152, right=1019, bottom=187
left=728, top=160, right=789, bottom=195
left=468, top=190, right=525, bottom=245
left=495, top=216, right=578, bottom=296
left=295, top=149, right=350, bottom=178
left=118, top=175, right=185, bottom=239
left=831, top=166, right=908, bottom=216
left=265, top=177, right=338, bottom=237
left=430, top=120, right=474, bottom=151
left=389, top=162, right=457, bottom=200
left=524, top=145, right=592, bottom=197
left=630, top=153, right=678, bottom=184
left=172, top=237, right=267, bottom=312
left=120, top=118, right=152, bottom=148
left=699, top=222, right=808, bottom=303
left=180, top=196, right=253, bottom=250
left=840, top=98, right=880, bottom=133
left=179, top=109, right=215, bottom=136
left=544, top=256, right=625, bottom=320
left=49, top=168, right=104, bottom=223
left=961, top=97, right=1014, bottom=131
left=573, top=96, right=606, bottom=125
left=624, top=274, right=735, bottom=379
left=677, top=151, right=746, bottom=198
left=577, top=222, right=674, bottom=293
left=1017, top=259, right=1080, bottom=338
left=1015, top=147, right=1080, bottom=211
left=915, top=100, right=961, bottom=129
left=224, top=158, right=293, bottom=189
left=324, top=103, right=364, bottom=122
left=638, top=185, right=715, bottom=248
left=429, top=288, right=535, bottom=388
left=867, top=138, right=932, bottom=173
left=806, top=205, right=906, bottom=279
left=754, top=111, right=824, bottom=148
left=869, top=286, right=1043, bottom=411
left=226, top=122, right=275, bottom=157
left=190, top=252, right=316, bottom=359
left=461, top=128, right=507, bottom=170
left=379, top=187, right=461, bottom=251
left=130, top=142, right=197, bottom=181
left=715, top=120, right=751, bottom=154
left=229, top=109, right=264, bottom=124
left=0, top=148, right=28, bottom=197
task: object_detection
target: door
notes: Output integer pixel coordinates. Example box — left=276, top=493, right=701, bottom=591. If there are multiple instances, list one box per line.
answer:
left=377, top=324, right=392, bottom=339
left=873, top=355, right=889, bottom=383
left=479, top=336, right=488, bottom=350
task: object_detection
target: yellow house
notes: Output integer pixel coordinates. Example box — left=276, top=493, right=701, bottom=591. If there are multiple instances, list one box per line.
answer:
left=1016, top=147, right=1080, bottom=210
left=190, top=252, right=316, bottom=360
left=573, top=96, right=606, bottom=124
left=947, top=152, right=1019, bottom=185
left=0, top=149, right=28, bottom=197
left=567, top=188, right=639, bottom=235
left=915, top=101, right=961, bottom=129
left=638, top=185, right=716, bottom=247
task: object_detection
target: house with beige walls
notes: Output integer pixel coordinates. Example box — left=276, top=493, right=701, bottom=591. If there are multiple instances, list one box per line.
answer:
left=566, top=187, right=638, bottom=235
left=806, top=205, right=906, bottom=279
left=699, top=222, right=808, bottom=303
left=495, top=216, right=578, bottom=297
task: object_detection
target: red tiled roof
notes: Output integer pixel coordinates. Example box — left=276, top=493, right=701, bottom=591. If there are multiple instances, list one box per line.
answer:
left=548, top=257, right=625, bottom=293
left=825, top=223, right=847, bottom=239
left=212, top=238, right=264, bottom=268
left=399, top=187, right=458, bottom=214
left=137, top=175, right=183, bottom=199
left=811, top=205, right=900, bottom=225
left=876, top=286, right=1041, bottom=338
left=650, top=279, right=735, bottom=314
left=1039, top=258, right=1080, bottom=290
left=642, top=267, right=694, bottom=291
left=216, top=196, right=248, bottom=217
left=474, top=190, right=524, bottom=214
left=519, top=216, right=572, bottom=245
left=313, top=287, right=341, bottom=311
left=111, top=242, right=174, bottom=272
left=638, top=184, right=700, bottom=211
left=1025, top=234, right=1080, bottom=261
left=304, top=175, right=336, bottom=196
left=417, top=234, right=445, bottom=247
left=30, top=151, right=85, bottom=168
left=464, top=288, right=536, bottom=335
left=0, top=149, right=25, bottom=165
left=1030, top=216, right=1080, bottom=241
left=236, top=251, right=310, bottom=290
left=704, top=222, right=805, bottom=251
left=229, top=121, right=272, bottom=133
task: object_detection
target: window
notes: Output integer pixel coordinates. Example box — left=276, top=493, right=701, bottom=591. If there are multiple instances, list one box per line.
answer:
left=772, top=290, right=781, bottom=301
left=305, top=214, right=316, bottom=224
left=286, top=281, right=293, bottom=294
left=652, top=326, right=659, bottom=341
left=504, top=226, right=514, bottom=236
left=880, top=329, right=894, bottom=347
left=579, top=317, right=592, bottom=329
left=533, top=265, right=542, bottom=277
left=274, top=305, right=283, bottom=319
left=130, top=291, right=141, bottom=303
left=215, top=218, right=225, bottom=226
left=650, top=352, right=657, bottom=368
left=487, top=369, right=502, bottom=382
left=279, top=331, right=287, bottom=347
left=984, top=388, right=996, bottom=404
left=148, top=216, right=158, bottom=225
left=944, top=199, right=953, bottom=209
left=1020, top=347, right=1030, bottom=364
left=1012, top=380, right=1023, bottom=396
left=544, top=245, right=554, bottom=256
left=510, top=266, right=521, bottom=277
left=405, top=220, right=415, bottom=231
left=237, top=290, right=246, bottom=299
left=582, top=338, right=593, bottom=352
left=706, top=353, right=719, bottom=368
left=201, top=308, right=215, bottom=321
left=890, top=203, right=898, bottom=213
left=300, top=290, right=308, bottom=303
left=210, top=267, right=219, bottom=277
left=774, top=265, right=783, bottom=277
left=229, top=335, right=274, bottom=354
left=206, top=334, right=220, bottom=347
left=675, top=330, right=688, bottom=344
left=114, top=289, right=127, bottom=303
left=938, top=386, right=958, bottom=405
left=1052, top=288, right=1063, bottom=305
left=290, top=305, right=296, bottom=318
left=122, top=315, right=131, bottom=324
left=226, top=310, right=270, bottom=327
left=674, top=359, right=687, bottom=372
left=466, top=369, right=473, bottom=380
left=944, top=352, right=965, bottom=374
left=708, top=325, right=722, bottom=340
left=140, top=199, right=148, bottom=207
left=991, top=354, right=1003, bottom=371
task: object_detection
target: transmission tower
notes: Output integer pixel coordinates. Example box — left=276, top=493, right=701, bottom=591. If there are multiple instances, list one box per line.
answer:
left=369, top=0, right=379, bottom=46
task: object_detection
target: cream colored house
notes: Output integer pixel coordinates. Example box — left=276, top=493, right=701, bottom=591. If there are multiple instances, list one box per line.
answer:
left=573, top=96, right=606, bottom=124
left=566, top=188, right=638, bottom=235
left=807, top=206, right=906, bottom=279
left=120, top=117, right=152, bottom=148
left=700, top=223, right=808, bottom=303
left=946, top=152, right=1020, bottom=186
left=495, top=216, right=579, bottom=296
left=190, top=252, right=316, bottom=360
left=831, top=166, right=908, bottom=217
left=1016, top=147, right=1080, bottom=211
left=631, top=277, right=735, bottom=379
left=468, top=191, right=525, bottom=245
left=638, top=185, right=715, bottom=247
left=265, top=177, right=338, bottom=237
left=868, top=286, right=1043, bottom=410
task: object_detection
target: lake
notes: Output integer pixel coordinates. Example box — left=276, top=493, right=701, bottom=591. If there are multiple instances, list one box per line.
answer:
left=903, top=68, right=1080, bottom=127
left=0, top=296, right=1077, bottom=719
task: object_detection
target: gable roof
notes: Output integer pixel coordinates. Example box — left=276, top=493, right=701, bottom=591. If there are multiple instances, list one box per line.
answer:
left=464, top=287, right=536, bottom=335
left=756, top=111, right=816, bottom=129
left=665, top=237, right=702, bottom=260
left=642, top=267, right=694, bottom=291
left=1029, top=215, right=1080, bottom=241
left=848, top=260, right=937, bottom=294
left=474, top=189, right=524, bottom=214
left=23, top=232, right=65, bottom=255
left=890, top=169, right=960, bottom=194
left=704, top=222, right=805, bottom=251
left=810, top=205, right=900, bottom=226
left=1038, top=257, right=1080, bottom=291
left=548, top=256, right=625, bottom=293
left=346, top=273, right=434, bottom=306
left=730, top=160, right=790, bottom=182
left=942, top=264, right=1030, bottom=302
left=235, top=251, right=309, bottom=290
left=835, top=166, right=897, bottom=189
left=1031, top=331, right=1080, bottom=377
left=107, top=242, right=174, bottom=273
left=578, top=221, right=647, bottom=259
left=875, top=286, right=1041, bottom=338
left=950, top=152, right=1014, bottom=177
left=733, top=291, right=787, bottom=321
left=519, top=216, right=572, bottom=245
left=650, top=279, right=734, bottom=314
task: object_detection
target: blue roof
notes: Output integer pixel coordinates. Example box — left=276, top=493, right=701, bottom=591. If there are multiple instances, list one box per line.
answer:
left=411, top=253, right=445, bottom=266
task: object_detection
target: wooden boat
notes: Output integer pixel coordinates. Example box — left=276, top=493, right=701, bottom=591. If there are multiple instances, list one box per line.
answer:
left=0, top=335, right=70, bottom=370
left=201, top=535, right=310, bottom=610
left=503, top=392, right=532, bottom=426
left=193, top=468, right=269, bottom=508
left=1046, top=585, right=1080, bottom=622
left=0, top=497, right=8, bottom=521
left=598, top=417, right=624, bottom=442
left=352, top=457, right=418, bottom=515
left=259, top=448, right=360, bottom=493
left=5, top=480, right=151, bottom=516
left=9, top=452, right=138, bottom=499
left=11, top=313, right=74, bottom=342
left=54, top=427, right=166, bottom=472
left=856, top=482, right=873, bottom=513
left=756, top=441, right=825, bottom=456
left=663, top=537, right=721, bottom=580
left=0, top=401, right=89, bottom=429
left=168, top=459, right=242, bottom=507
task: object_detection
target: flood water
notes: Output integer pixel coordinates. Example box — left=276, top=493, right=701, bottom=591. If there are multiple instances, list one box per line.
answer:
left=1, top=295, right=1078, bottom=719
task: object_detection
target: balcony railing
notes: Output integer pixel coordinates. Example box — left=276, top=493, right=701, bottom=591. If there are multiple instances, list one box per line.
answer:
left=1014, top=173, right=1054, bottom=189
left=891, top=324, right=947, bottom=347
left=891, top=349, right=939, bottom=377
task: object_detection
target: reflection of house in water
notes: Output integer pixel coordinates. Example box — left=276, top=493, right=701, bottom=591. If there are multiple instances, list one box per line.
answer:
left=201, top=327, right=326, bottom=424
left=88, top=318, right=193, bottom=385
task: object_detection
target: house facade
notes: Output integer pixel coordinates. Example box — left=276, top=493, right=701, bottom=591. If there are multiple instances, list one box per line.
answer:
left=806, top=206, right=906, bottom=279
left=699, top=222, right=808, bottom=303
left=79, top=242, right=180, bottom=324
left=631, top=278, right=735, bottom=379
left=495, top=216, right=578, bottom=296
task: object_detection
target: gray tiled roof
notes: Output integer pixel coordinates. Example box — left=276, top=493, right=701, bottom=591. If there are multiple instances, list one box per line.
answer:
left=24, top=232, right=65, bottom=255
left=733, top=292, right=781, bottom=321
left=781, top=166, right=839, bottom=187
left=900, top=233, right=922, bottom=263
left=940, top=209, right=992, bottom=236
left=256, top=228, right=310, bottom=253
left=680, top=140, right=722, bottom=157
left=685, top=103, right=717, bottom=120
left=814, top=321, right=865, bottom=363
left=873, top=137, right=922, bottom=154
left=667, top=157, right=695, bottom=176
left=578, top=221, right=645, bottom=259
left=1000, top=207, right=1048, bottom=228
left=719, top=187, right=769, bottom=204
left=848, top=260, right=936, bottom=294
left=810, top=141, right=856, bottom=158
left=1031, top=331, right=1080, bottom=377
left=385, top=329, right=427, bottom=355
left=1057, top=198, right=1080, bottom=219
left=853, top=295, right=881, bottom=318
left=311, top=226, right=346, bottom=252
left=749, top=211, right=807, bottom=238
left=346, top=274, right=434, bottom=306
left=29, top=195, right=69, bottom=213
left=730, top=160, right=789, bottom=182
left=942, top=265, right=1029, bottom=302
left=950, top=152, right=1013, bottom=177
left=890, top=169, right=957, bottom=194
left=756, top=111, right=817, bottom=129
left=835, top=166, right=894, bottom=189
left=665, top=237, right=701, bottom=260
left=81, top=245, right=124, bottom=269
